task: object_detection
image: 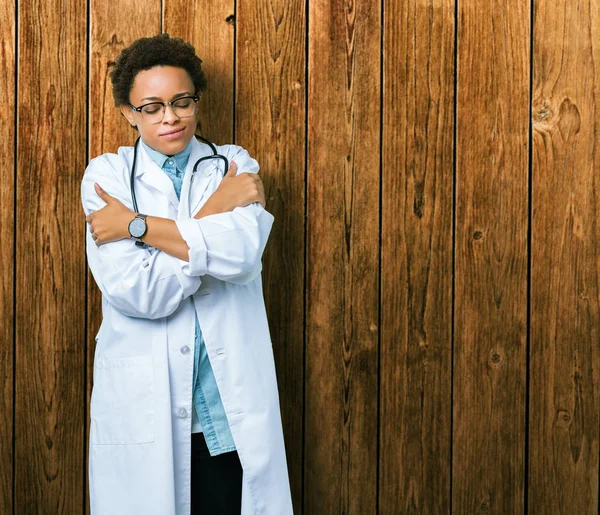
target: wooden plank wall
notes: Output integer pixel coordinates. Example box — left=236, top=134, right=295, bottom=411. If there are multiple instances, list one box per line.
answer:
left=1, top=0, right=599, bottom=513
left=0, top=0, right=15, bottom=513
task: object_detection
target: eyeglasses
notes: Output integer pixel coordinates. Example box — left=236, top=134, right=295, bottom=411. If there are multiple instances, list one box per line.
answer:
left=129, top=95, right=199, bottom=124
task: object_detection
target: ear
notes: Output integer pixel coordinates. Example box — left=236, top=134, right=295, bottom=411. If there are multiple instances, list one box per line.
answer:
left=120, top=105, right=136, bottom=127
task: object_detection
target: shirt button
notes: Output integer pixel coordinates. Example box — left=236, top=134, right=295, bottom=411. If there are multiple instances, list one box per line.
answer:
left=180, top=345, right=190, bottom=354
left=177, top=407, right=188, bottom=418
left=168, top=160, right=174, bottom=166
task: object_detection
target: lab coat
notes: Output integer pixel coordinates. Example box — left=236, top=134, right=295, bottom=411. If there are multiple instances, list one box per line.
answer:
left=81, top=137, right=293, bottom=515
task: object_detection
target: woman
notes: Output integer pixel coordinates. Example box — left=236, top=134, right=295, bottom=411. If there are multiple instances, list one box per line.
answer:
left=82, top=33, right=293, bottom=514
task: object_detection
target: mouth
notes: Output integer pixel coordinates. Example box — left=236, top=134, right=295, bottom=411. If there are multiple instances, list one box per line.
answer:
left=159, top=127, right=186, bottom=140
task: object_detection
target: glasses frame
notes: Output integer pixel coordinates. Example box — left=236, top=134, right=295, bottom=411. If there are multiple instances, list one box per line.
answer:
left=129, top=95, right=200, bottom=124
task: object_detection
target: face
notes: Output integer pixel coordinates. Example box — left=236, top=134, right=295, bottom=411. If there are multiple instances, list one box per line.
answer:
left=120, top=65, right=197, bottom=155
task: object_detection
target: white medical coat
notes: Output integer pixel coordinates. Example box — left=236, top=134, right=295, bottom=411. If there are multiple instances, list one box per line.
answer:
left=81, top=137, right=293, bottom=514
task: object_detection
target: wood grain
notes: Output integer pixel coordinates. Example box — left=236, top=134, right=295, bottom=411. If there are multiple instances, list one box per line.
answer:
left=163, top=0, right=235, bottom=145
left=235, top=0, right=306, bottom=510
left=529, top=0, right=600, bottom=512
left=87, top=2, right=161, bottom=513
left=5, top=0, right=600, bottom=512
left=16, top=0, right=87, bottom=510
left=0, top=0, right=15, bottom=512
left=305, top=0, right=381, bottom=512
left=453, top=0, right=530, bottom=512
left=379, top=0, right=455, bottom=512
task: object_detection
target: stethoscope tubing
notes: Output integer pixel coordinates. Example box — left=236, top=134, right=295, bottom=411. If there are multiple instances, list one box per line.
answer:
left=130, top=134, right=229, bottom=214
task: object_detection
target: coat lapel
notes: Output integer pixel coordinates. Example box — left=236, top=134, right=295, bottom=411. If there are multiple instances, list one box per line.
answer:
left=179, top=137, right=222, bottom=219
left=136, top=143, right=180, bottom=212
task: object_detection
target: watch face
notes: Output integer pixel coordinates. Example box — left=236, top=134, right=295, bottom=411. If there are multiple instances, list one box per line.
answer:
left=129, top=217, right=147, bottom=238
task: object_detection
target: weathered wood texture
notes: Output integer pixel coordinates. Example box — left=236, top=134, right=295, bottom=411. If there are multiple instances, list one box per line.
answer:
left=16, top=0, right=87, bottom=511
left=3, top=0, right=600, bottom=512
left=0, top=0, right=15, bottom=513
left=305, top=0, right=381, bottom=513
left=529, top=0, right=600, bottom=513
left=453, top=0, right=530, bottom=512
left=380, top=0, right=455, bottom=512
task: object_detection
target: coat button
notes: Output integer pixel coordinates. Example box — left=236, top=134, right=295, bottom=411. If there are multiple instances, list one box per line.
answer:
left=180, top=345, right=190, bottom=354
left=177, top=408, right=188, bottom=418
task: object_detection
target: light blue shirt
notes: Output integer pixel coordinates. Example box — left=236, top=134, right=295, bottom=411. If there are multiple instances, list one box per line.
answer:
left=142, top=139, right=237, bottom=456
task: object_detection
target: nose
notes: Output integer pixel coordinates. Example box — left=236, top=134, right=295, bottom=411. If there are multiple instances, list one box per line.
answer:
left=162, top=103, right=179, bottom=124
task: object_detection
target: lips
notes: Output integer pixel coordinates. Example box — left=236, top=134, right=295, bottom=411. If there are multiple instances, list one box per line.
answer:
left=160, top=127, right=185, bottom=140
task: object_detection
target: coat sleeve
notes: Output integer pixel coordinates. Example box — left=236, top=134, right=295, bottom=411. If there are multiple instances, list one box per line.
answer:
left=81, top=154, right=202, bottom=320
left=174, top=145, right=275, bottom=284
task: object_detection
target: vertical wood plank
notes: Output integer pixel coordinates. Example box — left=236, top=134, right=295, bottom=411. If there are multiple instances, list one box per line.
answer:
left=87, top=4, right=161, bottom=513
left=529, top=0, right=600, bottom=512
left=379, top=0, right=455, bottom=511
left=305, top=0, right=380, bottom=512
left=453, top=0, right=530, bottom=512
left=235, top=0, right=306, bottom=510
left=0, top=0, right=15, bottom=512
left=16, top=0, right=86, bottom=510
left=163, top=0, right=234, bottom=145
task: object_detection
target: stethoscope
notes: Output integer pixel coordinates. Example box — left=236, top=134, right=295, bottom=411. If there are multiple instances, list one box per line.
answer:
left=130, top=134, right=229, bottom=214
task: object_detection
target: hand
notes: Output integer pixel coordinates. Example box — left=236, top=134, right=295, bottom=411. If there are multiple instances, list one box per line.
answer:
left=86, top=184, right=134, bottom=246
left=195, top=160, right=266, bottom=219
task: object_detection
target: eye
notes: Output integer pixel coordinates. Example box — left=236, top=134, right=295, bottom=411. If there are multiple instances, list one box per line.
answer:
left=142, top=104, right=162, bottom=115
left=173, top=98, right=192, bottom=108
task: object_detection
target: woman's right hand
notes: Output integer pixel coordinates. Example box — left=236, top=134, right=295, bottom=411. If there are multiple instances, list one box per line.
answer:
left=194, top=161, right=266, bottom=219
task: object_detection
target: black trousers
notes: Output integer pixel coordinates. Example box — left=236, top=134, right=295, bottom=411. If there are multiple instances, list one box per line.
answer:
left=190, top=431, right=243, bottom=514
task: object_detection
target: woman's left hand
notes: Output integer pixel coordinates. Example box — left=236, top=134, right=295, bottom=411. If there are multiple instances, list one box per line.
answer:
left=86, top=183, right=133, bottom=246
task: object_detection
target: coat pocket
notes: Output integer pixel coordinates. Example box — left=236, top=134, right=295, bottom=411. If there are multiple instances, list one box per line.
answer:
left=90, top=355, right=155, bottom=445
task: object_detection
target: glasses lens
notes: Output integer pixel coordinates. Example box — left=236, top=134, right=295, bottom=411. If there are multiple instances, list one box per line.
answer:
left=141, top=103, right=165, bottom=123
left=172, top=97, right=197, bottom=118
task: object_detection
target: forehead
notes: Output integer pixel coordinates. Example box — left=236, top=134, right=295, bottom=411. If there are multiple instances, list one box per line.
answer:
left=129, top=66, right=194, bottom=101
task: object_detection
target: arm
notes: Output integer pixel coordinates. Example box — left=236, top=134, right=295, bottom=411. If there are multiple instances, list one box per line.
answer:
left=89, top=159, right=261, bottom=262
left=82, top=155, right=201, bottom=320
left=175, top=145, right=274, bottom=283
left=89, top=145, right=274, bottom=285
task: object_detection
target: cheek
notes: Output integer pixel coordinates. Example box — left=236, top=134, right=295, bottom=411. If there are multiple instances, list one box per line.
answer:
left=185, top=117, right=198, bottom=130
left=136, top=123, right=157, bottom=141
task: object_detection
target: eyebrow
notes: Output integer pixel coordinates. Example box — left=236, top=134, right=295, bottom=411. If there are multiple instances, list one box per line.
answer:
left=140, top=91, right=193, bottom=102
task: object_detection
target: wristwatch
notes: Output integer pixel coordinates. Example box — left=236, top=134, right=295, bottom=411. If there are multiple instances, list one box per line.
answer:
left=128, top=213, right=148, bottom=247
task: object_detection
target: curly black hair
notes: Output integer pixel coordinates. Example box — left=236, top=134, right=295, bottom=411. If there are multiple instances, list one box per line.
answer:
left=109, top=33, right=208, bottom=106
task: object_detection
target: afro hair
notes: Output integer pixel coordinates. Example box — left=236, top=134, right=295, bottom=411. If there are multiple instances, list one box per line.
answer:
left=109, top=33, right=208, bottom=106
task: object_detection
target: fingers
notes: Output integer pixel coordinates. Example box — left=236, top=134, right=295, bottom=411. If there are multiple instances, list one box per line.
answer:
left=86, top=217, right=100, bottom=245
left=243, top=174, right=265, bottom=207
left=225, top=160, right=238, bottom=177
left=94, top=183, right=111, bottom=202
left=90, top=228, right=100, bottom=246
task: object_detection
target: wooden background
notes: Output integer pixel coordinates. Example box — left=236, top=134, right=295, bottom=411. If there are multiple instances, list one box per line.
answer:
left=1, top=0, right=599, bottom=513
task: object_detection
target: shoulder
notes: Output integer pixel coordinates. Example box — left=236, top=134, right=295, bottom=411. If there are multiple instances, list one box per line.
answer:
left=80, top=147, right=135, bottom=213
left=85, top=146, right=134, bottom=177
left=214, top=143, right=260, bottom=175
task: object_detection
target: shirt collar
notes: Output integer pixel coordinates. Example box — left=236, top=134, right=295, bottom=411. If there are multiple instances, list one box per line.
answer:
left=141, top=136, right=194, bottom=171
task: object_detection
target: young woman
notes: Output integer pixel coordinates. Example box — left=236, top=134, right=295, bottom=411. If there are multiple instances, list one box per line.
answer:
left=82, top=34, right=293, bottom=515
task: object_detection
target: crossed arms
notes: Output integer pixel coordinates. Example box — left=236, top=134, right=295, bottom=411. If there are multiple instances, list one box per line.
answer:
left=81, top=146, right=274, bottom=319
